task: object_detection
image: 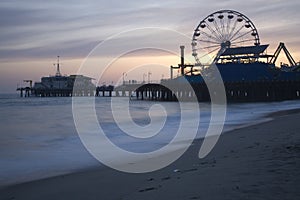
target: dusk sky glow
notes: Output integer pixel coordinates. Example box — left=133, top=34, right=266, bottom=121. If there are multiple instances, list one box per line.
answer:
left=0, top=0, right=299, bottom=93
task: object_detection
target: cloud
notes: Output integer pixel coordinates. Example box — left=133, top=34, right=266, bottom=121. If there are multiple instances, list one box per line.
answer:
left=0, top=39, right=100, bottom=59
left=0, top=0, right=299, bottom=60
left=0, top=1, right=178, bottom=59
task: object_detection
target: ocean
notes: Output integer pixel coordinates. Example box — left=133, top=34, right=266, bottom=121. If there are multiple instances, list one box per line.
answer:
left=1, top=93, right=300, bottom=187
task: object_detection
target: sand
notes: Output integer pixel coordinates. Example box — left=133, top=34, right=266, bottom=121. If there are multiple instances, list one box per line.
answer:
left=1, top=110, right=299, bottom=200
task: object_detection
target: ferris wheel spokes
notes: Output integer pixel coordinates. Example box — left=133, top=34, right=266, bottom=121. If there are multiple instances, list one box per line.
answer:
left=192, top=10, right=260, bottom=65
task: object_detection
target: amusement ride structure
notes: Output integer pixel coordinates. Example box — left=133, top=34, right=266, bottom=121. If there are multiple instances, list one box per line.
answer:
left=138, top=10, right=300, bottom=102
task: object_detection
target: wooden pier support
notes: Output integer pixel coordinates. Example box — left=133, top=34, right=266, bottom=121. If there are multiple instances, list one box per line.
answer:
left=133, top=80, right=300, bottom=102
left=17, top=80, right=300, bottom=102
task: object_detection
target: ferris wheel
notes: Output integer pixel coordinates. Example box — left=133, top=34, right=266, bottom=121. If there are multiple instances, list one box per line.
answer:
left=192, top=10, right=260, bottom=65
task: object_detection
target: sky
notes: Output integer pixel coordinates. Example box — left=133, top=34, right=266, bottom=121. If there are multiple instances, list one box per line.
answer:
left=0, top=0, right=299, bottom=93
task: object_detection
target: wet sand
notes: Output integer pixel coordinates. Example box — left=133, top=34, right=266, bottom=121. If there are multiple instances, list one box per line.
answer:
left=1, top=110, right=300, bottom=200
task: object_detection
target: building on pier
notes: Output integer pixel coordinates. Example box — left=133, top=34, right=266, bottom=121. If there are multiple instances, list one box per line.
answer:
left=17, top=56, right=95, bottom=97
left=33, top=74, right=95, bottom=97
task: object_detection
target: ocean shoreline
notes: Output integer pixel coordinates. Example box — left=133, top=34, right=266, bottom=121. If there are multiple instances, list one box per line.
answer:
left=0, top=102, right=280, bottom=189
left=1, top=107, right=299, bottom=199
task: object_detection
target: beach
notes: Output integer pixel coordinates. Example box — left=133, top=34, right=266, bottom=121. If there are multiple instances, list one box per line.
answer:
left=0, top=109, right=299, bottom=200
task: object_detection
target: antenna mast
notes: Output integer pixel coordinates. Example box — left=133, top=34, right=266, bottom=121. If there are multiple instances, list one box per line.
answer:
left=55, top=56, right=62, bottom=76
